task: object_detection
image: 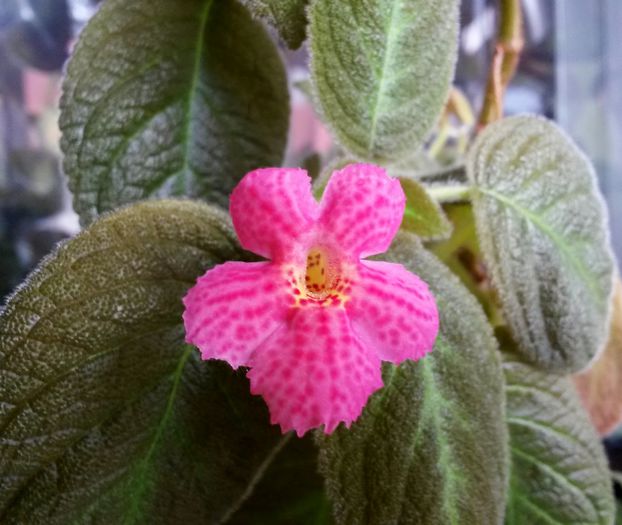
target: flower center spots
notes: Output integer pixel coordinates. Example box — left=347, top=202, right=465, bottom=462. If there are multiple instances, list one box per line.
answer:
left=285, top=247, right=353, bottom=308
left=305, top=248, right=327, bottom=293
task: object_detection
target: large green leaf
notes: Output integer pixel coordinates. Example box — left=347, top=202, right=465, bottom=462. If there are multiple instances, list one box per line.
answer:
left=502, top=347, right=615, bottom=524
left=60, top=0, right=289, bottom=225
left=467, top=115, right=615, bottom=373
left=240, top=0, right=309, bottom=49
left=0, top=200, right=319, bottom=524
left=309, top=0, right=459, bottom=161
left=318, top=234, right=508, bottom=524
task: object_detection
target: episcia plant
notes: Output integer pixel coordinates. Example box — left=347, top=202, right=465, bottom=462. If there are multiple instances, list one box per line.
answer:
left=0, top=0, right=618, bottom=523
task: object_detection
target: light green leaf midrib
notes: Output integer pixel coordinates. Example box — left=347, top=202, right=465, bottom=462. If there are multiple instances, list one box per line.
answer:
left=410, top=341, right=463, bottom=525
left=510, top=445, right=598, bottom=519
left=478, top=187, right=603, bottom=302
left=123, top=345, right=194, bottom=525
left=87, top=0, right=214, bottom=209
left=508, top=482, right=567, bottom=525
left=366, top=0, right=402, bottom=153
left=175, top=0, right=214, bottom=195
left=217, top=433, right=293, bottom=524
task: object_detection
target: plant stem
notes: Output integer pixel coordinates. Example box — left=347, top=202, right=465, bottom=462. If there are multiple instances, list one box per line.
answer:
left=426, top=184, right=472, bottom=203
left=477, top=0, right=524, bottom=128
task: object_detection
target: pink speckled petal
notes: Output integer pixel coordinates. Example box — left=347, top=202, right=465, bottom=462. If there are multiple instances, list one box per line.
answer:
left=230, top=168, right=320, bottom=262
left=183, top=261, right=292, bottom=369
left=319, top=163, right=405, bottom=258
left=247, top=307, right=383, bottom=437
left=347, top=261, right=439, bottom=364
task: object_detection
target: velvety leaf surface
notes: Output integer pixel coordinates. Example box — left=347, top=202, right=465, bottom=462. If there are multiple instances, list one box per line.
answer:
left=502, top=349, right=615, bottom=525
left=318, top=234, right=508, bottom=525
left=60, top=0, right=289, bottom=225
left=468, top=115, right=615, bottom=373
left=399, top=177, right=452, bottom=240
left=309, top=0, right=459, bottom=161
left=228, top=435, right=333, bottom=525
left=240, top=0, right=309, bottom=49
left=0, top=200, right=317, bottom=524
left=575, top=279, right=622, bottom=435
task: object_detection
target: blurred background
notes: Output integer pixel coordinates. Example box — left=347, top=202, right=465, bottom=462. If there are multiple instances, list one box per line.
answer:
left=1, top=0, right=621, bottom=301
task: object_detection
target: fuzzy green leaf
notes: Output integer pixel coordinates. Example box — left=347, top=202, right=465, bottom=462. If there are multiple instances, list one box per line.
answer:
left=240, top=0, right=309, bottom=49
left=468, top=115, right=615, bottom=373
left=228, top=435, right=333, bottom=525
left=309, top=0, right=459, bottom=161
left=60, top=0, right=289, bottom=225
left=0, top=200, right=318, bottom=524
left=318, top=234, right=508, bottom=525
left=502, top=349, right=615, bottom=524
left=399, top=177, right=452, bottom=240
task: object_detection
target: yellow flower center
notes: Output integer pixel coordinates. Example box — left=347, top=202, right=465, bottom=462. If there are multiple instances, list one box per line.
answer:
left=285, top=247, right=353, bottom=308
left=305, top=248, right=327, bottom=294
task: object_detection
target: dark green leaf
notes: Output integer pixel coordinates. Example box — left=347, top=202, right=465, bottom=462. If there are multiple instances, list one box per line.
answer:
left=240, top=0, right=309, bottom=49
left=309, top=0, right=459, bottom=161
left=60, top=0, right=289, bottom=225
left=399, top=177, right=452, bottom=240
left=0, top=200, right=316, bottom=524
left=502, top=347, right=615, bottom=525
left=318, top=234, right=508, bottom=524
left=228, top=435, right=333, bottom=525
left=468, top=115, right=615, bottom=373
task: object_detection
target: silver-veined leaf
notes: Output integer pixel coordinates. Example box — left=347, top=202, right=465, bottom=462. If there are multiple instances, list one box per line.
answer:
left=468, top=115, right=615, bottom=373
left=309, top=0, right=459, bottom=161
left=60, top=0, right=289, bottom=225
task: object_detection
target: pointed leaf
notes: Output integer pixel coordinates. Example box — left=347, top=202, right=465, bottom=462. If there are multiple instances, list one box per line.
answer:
left=399, top=177, right=452, bottom=240
left=318, top=234, right=508, bottom=524
left=309, top=0, right=459, bottom=161
left=0, top=200, right=316, bottom=524
left=240, top=0, right=309, bottom=49
left=60, top=0, right=289, bottom=225
left=502, top=347, right=615, bottom=524
left=468, top=115, right=615, bottom=373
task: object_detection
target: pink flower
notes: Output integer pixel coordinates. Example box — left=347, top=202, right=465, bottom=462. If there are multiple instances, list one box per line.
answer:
left=183, top=163, right=439, bottom=436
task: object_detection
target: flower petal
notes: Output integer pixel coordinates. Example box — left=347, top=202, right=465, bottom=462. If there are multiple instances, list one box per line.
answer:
left=247, top=307, right=383, bottom=437
left=183, top=261, right=292, bottom=369
left=319, top=163, right=405, bottom=258
left=230, top=168, right=319, bottom=261
left=347, top=260, right=438, bottom=364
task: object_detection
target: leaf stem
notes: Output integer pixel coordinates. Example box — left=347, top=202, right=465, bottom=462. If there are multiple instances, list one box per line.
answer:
left=477, top=0, right=524, bottom=128
left=217, top=432, right=293, bottom=523
left=426, top=184, right=472, bottom=203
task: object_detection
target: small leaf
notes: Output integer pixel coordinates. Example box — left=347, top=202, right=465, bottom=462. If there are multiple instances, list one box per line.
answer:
left=502, top=346, right=615, bottom=525
left=309, top=0, right=459, bottom=161
left=60, top=0, right=289, bottom=225
left=240, top=0, right=309, bottom=49
left=318, top=234, right=508, bottom=525
left=0, top=200, right=317, bottom=524
left=398, top=177, right=452, bottom=240
left=468, top=115, right=615, bottom=373
left=574, top=279, right=622, bottom=435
